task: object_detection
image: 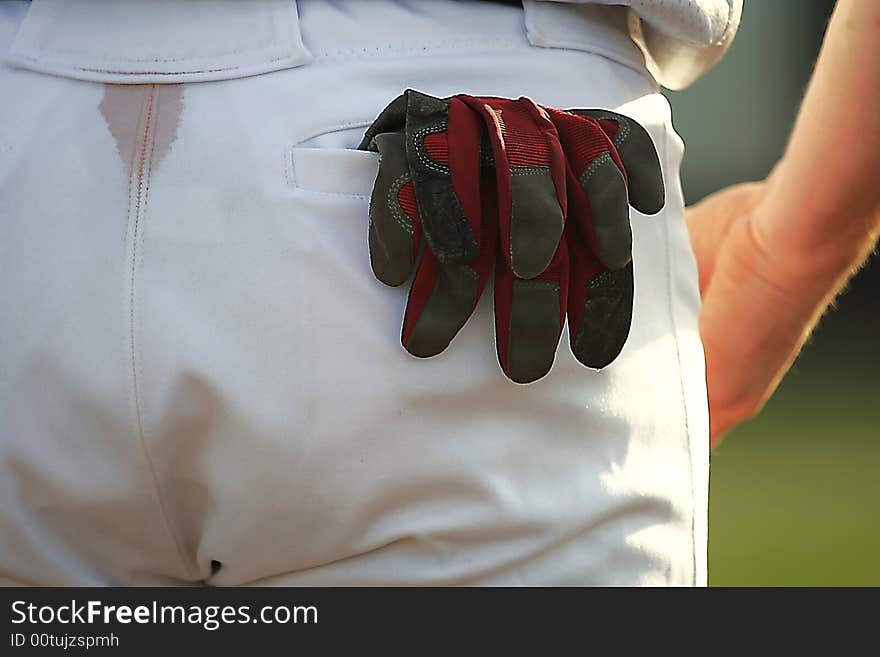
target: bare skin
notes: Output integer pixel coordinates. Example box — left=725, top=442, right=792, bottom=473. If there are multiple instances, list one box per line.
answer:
left=686, top=0, right=880, bottom=448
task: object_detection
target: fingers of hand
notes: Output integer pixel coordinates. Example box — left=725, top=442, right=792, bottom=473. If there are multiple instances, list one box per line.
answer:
left=572, top=109, right=665, bottom=215
left=547, top=108, right=632, bottom=271
left=566, top=225, right=635, bottom=370
left=402, top=168, right=498, bottom=358
left=367, top=132, right=420, bottom=286
left=494, top=239, right=568, bottom=383
left=404, top=90, right=481, bottom=266
left=459, top=95, right=567, bottom=280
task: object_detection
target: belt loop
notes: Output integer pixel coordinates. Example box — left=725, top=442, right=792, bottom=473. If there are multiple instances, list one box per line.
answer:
left=521, top=1, right=650, bottom=80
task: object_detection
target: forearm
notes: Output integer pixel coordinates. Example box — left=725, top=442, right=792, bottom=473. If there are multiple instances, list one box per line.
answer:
left=754, top=0, right=880, bottom=285
left=685, top=0, right=880, bottom=443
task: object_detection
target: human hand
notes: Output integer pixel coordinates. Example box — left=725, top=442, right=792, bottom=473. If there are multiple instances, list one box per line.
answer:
left=686, top=177, right=843, bottom=447
left=688, top=0, right=880, bottom=448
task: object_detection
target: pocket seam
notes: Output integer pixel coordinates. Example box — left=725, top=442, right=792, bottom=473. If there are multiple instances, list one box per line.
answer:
left=285, top=119, right=375, bottom=196
left=288, top=147, right=377, bottom=198
left=658, top=111, right=698, bottom=586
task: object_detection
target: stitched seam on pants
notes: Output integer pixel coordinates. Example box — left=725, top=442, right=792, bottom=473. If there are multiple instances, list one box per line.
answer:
left=311, top=36, right=524, bottom=63
left=661, top=118, right=698, bottom=586
left=9, top=50, right=296, bottom=70
left=292, top=119, right=373, bottom=147
left=11, top=0, right=280, bottom=62
left=125, top=85, right=199, bottom=582
left=292, top=187, right=370, bottom=199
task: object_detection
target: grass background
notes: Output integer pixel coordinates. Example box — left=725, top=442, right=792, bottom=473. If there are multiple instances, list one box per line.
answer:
left=707, top=304, right=879, bottom=586
left=667, top=0, right=879, bottom=586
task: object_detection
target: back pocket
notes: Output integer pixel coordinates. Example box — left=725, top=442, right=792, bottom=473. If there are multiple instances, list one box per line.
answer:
left=289, top=146, right=378, bottom=198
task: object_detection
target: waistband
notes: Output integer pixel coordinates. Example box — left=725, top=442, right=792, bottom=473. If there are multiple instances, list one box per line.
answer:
left=3, top=0, right=650, bottom=85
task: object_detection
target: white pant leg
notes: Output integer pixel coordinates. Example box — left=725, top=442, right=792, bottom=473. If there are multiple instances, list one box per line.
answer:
left=0, top=0, right=708, bottom=586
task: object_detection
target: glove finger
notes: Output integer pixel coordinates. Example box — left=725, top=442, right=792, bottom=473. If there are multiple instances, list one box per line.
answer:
left=571, top=109, right=665, bottom=215
left=494, top=237, right=568, bottom=384
left=549, top=108, right=632, bottom=270
left=402, top=168, right=497, bottom=358
left=404, top=90, right=483, bottom=267
left=366, top=131, right=420, bottom=286
left=402, top=254, right=478, bottom=358
left=566, top=224, right=634, bottom=369
left=460, top=95, right=566, bottom=280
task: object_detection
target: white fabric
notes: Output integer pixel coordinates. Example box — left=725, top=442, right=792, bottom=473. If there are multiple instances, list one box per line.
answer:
left=5, top=0, right=312, bottom=83
left=3, top=0, right=740, bottom=89
left=550, top=0, right=741, bottom=46
left=0, top=0, right=709, bottom=586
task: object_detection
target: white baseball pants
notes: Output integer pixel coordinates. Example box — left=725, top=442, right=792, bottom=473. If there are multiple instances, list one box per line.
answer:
left=0, top=0, right=709, bottom=586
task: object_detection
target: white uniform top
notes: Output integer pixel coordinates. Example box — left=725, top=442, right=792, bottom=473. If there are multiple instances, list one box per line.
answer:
left=532, top=0, right=743, bottom=88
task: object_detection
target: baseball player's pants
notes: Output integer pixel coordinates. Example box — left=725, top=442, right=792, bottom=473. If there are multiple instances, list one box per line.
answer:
left=0, top=0, right=709, bottom=585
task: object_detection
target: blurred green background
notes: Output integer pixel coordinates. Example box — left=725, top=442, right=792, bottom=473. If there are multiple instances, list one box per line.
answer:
left=667, top=0, right=879, bottom=586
